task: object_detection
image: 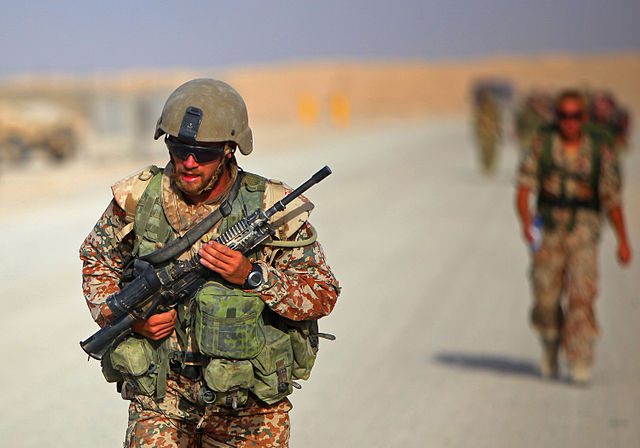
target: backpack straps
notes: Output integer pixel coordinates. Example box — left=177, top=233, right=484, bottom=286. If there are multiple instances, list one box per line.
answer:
left=112, top=165, right=162, bottom=242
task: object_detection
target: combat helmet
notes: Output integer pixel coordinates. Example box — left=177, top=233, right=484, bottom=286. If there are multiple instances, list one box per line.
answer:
left=154, top=78, right=253, bottom=155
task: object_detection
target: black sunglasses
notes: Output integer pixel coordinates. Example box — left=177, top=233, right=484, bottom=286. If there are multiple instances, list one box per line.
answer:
left=165, top=137, right=226, bottom=163
left=557, top=111, right=584, bottom=121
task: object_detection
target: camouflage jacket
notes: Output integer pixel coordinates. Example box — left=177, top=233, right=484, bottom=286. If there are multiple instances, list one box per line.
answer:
left=80, top=163, right=341, bottom=329
left=517, top=130, right=622, bottom=233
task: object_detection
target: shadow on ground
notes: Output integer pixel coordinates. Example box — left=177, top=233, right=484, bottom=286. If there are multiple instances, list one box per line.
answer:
left=432, top=351, right=540, bottom=379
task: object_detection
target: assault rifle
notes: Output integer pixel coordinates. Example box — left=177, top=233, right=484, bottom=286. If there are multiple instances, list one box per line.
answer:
left=80, top=166, right=332, bottom=360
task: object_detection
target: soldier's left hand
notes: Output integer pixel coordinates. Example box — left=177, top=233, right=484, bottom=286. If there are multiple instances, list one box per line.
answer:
left=617, top=240, right=632, bottom=266
left=198, top=241, right=253, bottom=285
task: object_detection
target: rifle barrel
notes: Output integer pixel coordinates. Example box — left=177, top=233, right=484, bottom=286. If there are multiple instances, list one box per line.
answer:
left=266, top=166, right=332, bottom=218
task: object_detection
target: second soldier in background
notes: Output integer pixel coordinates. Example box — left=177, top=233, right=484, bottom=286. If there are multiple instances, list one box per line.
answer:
left=515, top=89, right=631, bottom=385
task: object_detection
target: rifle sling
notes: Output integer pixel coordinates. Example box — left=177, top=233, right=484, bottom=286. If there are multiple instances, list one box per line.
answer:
left=140, top=171, right=244, bottom=265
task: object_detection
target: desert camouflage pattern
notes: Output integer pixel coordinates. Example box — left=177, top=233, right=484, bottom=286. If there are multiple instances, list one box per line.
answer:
left=517, top=132, right=622, bottom=218
left=473, top=91, right=502, bottom=174
left=125, top=376, right=290, bottom=447
left=81, top=162, right=338, bottom=324
left=517, top=131, right=622, bottom=365
left=529, top=220, right=599, bottom=364
left=80, top=162, right=340, bottom=445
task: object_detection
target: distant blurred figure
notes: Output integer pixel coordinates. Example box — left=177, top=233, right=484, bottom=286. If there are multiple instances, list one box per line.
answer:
left=514, top=91, right=554, bottom=151
left=515, top=89, right=632, bottom=385
left=587, top=91, right=631, bottom=152
left=472, top=86, right=503, bottom=176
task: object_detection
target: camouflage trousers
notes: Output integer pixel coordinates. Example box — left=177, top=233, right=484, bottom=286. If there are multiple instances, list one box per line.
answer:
left=529, top=224, right=600, bottom=365
left=124, top=375, right=291, bottom=447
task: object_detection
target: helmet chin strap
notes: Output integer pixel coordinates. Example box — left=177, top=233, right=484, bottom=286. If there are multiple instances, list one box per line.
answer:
left=199, top=144, right=237, bottom=194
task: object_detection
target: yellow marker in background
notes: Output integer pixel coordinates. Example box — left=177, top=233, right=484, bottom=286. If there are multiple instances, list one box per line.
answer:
left=330, top=93, right=350, bottom=129
left=298, top=94, right=318, bottom=125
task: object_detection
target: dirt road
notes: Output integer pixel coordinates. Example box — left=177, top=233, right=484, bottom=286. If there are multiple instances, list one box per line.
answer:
left=1, top=117, right=638, bottom=447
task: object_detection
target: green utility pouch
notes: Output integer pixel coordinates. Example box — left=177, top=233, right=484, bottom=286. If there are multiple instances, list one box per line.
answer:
left=203, top=359, right=254, bottom=407
left=289, top=327, right=318, bottom=381
left=109, top=337, right=158, bottom=396
left=251, top=325, right=294, bottom=405
left=195, top=281, right=266, bottom=360
left=101, top=353, right=123, bottom=384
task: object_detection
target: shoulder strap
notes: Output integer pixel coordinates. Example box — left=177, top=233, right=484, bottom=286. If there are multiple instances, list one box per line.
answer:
left=537, top=129, right=554, bottom=186
left=114, top=166, right=162, bottom=242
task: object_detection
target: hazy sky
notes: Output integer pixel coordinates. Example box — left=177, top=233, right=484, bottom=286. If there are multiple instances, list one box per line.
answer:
left=0, top=0, right=638, bottom=76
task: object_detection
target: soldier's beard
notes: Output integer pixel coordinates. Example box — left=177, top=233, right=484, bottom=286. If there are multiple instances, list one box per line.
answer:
left=173, top=156, right=236, bottom=198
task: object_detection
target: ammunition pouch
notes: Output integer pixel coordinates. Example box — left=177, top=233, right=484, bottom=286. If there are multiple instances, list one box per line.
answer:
left=194, top=282, right=266, bottom=359
left=250, top=325, right=294, bottom=405
left=203, top=359, right=254, bottom=408
left=193, top=282, right=264, bottom=408
left=287, top=322, right=320, bottom=381
left=106, top=337, right=159, bottom=397
left=193, top=281, right=299, bottom=407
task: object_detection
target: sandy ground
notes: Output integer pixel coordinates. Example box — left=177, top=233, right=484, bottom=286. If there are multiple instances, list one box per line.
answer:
left=0, top=117, right=639, bottom=447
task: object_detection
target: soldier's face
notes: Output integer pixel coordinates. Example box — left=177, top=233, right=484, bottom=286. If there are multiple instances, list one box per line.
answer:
left=557, top=98, right=586, bottom=141
left=171, top=150, right=226, bottom=196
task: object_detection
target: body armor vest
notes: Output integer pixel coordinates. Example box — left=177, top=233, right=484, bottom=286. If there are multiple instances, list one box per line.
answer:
left=107, top=169, right=320, bottom=407
left=536, top=127, right=602, bottom=230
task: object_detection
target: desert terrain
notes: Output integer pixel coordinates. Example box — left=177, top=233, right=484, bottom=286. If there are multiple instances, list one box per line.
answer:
left=1, top=114, right=639, bottom=447
left=0, top=55, right=639, bottom=447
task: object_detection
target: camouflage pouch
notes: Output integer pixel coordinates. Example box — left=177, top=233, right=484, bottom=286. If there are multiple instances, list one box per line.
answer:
left=109, top=337, right=158, bottom=397
left=289, top=327, right=318, bottom=381
left=195, top=281, right=266, bottom=360
left=203, top=359, right=254, bottom=407
left=264, top=314, right=320, bottom=381
left=100, top=352, right=123, bottom=383
left=251, top=325, right=294, bottom=405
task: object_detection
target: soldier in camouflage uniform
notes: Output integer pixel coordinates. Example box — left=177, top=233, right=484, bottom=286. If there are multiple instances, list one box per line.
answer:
left=472, top=88, right=502, bottom=176
left=515, top=90, right=631, bottom=385
left=514, top=91, right=554, bottom=152
left=80, top=79, right=340, bottom=446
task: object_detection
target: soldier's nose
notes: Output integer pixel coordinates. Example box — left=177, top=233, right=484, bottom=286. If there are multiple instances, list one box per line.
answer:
left=184, top=154, right=199, bottom=168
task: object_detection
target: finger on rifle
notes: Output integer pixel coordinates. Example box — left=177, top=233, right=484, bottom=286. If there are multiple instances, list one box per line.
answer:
left=200, top=243, right=237, bottom=264
left=148, top=328, right=173, bottom=341
left=148, top=318, right=176, bottom=332
left=199, top=252, right=234, bottom=274
left=147, top=309, right=177, bottom=325
left=208, top=241, right=237, bottom=256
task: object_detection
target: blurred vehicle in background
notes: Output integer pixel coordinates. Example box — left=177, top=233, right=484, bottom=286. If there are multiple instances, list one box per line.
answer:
left=0, top=99, right=84, bottom=166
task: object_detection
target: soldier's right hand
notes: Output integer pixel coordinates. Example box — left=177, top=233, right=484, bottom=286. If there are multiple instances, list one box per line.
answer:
left=132, top=309, right=177, bottom=341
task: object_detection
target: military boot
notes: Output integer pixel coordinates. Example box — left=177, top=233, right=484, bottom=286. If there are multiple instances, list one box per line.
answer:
left=569, top=361, right=591, bottom=386
left=539, top=339, right=560, bottom=379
